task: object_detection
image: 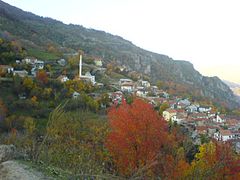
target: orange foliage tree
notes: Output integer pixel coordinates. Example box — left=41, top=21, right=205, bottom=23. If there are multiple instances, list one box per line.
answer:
left=36, top=70, right=48, bottom=84
left=106, top=98, right=169, bottom=176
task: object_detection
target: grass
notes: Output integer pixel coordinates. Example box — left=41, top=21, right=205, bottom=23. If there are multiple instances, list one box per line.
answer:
left=27, top=49, right=60, bottom=60
left=110, top=72, right=127, bottom=80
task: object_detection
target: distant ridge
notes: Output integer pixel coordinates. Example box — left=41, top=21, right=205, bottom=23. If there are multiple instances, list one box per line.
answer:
left=0, top=0, right=239, bottom=108
left=223, top=80, right=240, bottom=89
left=223, top=80, right=240, bottom=97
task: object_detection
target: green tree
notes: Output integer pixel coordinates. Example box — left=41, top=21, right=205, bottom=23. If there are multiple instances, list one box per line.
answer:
left=23, top=77, right=34, bottom=91
left=42, top=88, right=53, bottom=100
left=156, top=80, right=163, bottom=89
left=99, top=93, right=111, bottom=107
left=159, top=102, right=169, bottom=115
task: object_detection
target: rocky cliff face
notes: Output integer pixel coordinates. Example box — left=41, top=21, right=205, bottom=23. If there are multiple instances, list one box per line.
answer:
left=105, top=47, right=238, bottom=108
left=0, top=0, right=239, bottom=108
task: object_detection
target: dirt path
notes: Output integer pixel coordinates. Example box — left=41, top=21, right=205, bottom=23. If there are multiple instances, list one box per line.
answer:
left=0, top=160, right=51, bottom=180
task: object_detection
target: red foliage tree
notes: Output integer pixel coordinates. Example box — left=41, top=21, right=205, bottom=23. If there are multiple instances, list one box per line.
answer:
left=36, top=70, right=48, bottom=84
left=106, top=98, right=168, bottom=176
left=215, top=142, right=240, bottom=179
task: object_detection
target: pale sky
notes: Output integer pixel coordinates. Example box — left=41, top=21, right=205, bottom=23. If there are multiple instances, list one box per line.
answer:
left=3, top=0, right=240, bottom=84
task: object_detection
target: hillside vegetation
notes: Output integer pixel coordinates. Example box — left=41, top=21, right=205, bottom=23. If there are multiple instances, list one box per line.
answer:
left=0, top=0, right=239, bottom=108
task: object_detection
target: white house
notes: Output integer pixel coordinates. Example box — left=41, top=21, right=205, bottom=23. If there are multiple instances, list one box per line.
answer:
left=138, top=80, right=150, bottom=88
left=198, top=106, right=212, bottom=113
left=57, top=59, right=66, bottom=66
left=150, top=86, right=159, bottom=95
left=163, top=109, right=177, bottom=121
left=34, top=60, right=44, bottom=69
left=162, top=92, right=170, bottom=99
left=186, top=104, right=199, bottom=113
left=16, top=60, right=21, bottom=64
left=208, top=110, right=217, bottom=118
left=82, top=72, right=95, bottom=84
left=214, top=130, right=234, bottom=142
left=120, top=82, right=134, bottom=92
left=13, top=70, right=28, bottom=77
left=177, top=102, right=188, bottom=109
left=119, top=78, right=133, bottom=85
left=72, top=91, right=80, bottom=99
left=57, top=75, right=69, bottom=83
left=178, top=99, right=191, bottom=106
left=172, top=114, right=185, bottom=124
left=22, top=58, right=37, bottom=65
left=213, top=114, right=226, bottom=123
left=136, top=87, right=148, bottom=97
left=94, top=59, right=103, bottom=67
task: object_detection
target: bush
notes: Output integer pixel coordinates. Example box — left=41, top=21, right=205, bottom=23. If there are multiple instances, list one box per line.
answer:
left=65, top=93, right=99, bottom=112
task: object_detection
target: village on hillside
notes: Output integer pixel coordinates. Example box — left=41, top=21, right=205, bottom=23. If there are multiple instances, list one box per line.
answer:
left=113, top=78, right=240, bottom=152
left=1, top=54, right=240, bottom=153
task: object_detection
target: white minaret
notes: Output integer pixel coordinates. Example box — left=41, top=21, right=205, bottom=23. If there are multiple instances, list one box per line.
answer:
left=79, top=54, right=82, bottom=78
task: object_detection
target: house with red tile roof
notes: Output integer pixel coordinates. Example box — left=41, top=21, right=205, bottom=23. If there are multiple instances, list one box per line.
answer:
left=195, top=126, right=208, bottom=135
left=214, top=129, right=234, bottom=142
left=213, top=114, right=226, bottom=124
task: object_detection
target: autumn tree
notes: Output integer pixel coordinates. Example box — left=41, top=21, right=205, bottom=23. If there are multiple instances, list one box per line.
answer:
left=106, top=98, right=168, bottom=177
left=46, top=64, right=52, bottom=71
left=41, top=88, right=53, bottom=100
left=0, top=67, right=6, bottom=77
left=155, top=125, right=191, bottom=179
left=0, top=38, right=26, bottom=64
left=159, top=102, right=169, bottom=115
left=47, top=44, right=57, bottom=53
left=23, top=77, right=34, bottom=92
left=36, top=70, right=48, bottom=85
left=64, top=79, right=93, bottom=97
left=99, top=93, right=111, bottom=107
left=68, top=55, right=79, bottom=68
left=106, top=62, right=115, bottom=75
left=156, top=80, right=163, bottom=90
left=189, top=141, right=240, bottom=179
left=2, top=115, right=25, bottom=131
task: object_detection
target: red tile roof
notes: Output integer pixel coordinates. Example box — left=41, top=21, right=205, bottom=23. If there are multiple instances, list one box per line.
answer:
left=166, top=109, right=177, bottom=114
left=219, top=130, right=232, bottom=136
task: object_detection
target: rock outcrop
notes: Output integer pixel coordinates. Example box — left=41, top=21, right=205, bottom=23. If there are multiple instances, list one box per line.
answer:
left=0, top=144, right=16, bottom=163
left=0, top=161, right=49, bottom=180
left=0, top=145, right=51, bottom=180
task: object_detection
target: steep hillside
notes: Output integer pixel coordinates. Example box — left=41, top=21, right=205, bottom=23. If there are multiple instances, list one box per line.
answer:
left=0, top=0, right=239, bottom=108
